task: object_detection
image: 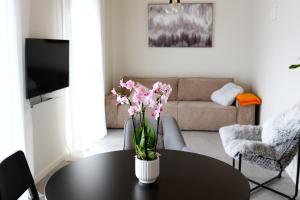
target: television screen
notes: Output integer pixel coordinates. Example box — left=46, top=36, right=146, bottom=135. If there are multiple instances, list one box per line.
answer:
left=25, top=38, right=69, bottom=99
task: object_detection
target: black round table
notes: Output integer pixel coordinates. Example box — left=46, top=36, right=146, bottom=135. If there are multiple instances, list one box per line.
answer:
left=45, top=150, right=250, bottom=200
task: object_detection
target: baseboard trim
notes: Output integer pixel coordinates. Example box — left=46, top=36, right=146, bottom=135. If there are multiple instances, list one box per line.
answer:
left=34, top=153, right=67, bottom=184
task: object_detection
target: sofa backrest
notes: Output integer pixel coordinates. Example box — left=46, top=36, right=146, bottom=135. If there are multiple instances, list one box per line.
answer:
left=123, top=76, right=178, bottom=101
left=177, top=78, right=234, bottom=101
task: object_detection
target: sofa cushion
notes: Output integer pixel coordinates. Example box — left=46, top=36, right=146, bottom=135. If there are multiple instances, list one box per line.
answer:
left=178, top=78, right=234, bottom=101
left=123, top=76, right=178, bottom=101
left=178, top=101, right=237, bottom=131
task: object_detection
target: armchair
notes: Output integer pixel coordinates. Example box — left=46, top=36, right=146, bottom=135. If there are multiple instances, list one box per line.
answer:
left=219, top=107, right=300, bottom=200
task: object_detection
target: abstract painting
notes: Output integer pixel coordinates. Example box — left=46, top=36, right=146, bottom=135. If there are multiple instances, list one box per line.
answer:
left=148, top=3, right=213, bottom=48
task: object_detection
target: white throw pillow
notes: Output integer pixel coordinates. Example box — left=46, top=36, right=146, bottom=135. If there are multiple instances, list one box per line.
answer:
left=211, top=83, right=244, bottom=106
left=262, top=108, right=300, bottom=146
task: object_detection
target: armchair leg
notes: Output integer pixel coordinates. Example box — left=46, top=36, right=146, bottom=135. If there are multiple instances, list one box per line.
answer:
left=238, top=154, right=242, bottom=172
left=232, top=158, right=235, bottom=168
left=241, top=143, right=300, bottom=200
left=293, top=149, right=300, bottom=199
left=249, top=170, right=282, bottom=192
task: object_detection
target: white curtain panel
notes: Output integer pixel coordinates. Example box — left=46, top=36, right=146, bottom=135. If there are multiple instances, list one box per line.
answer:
left=64, top=0, right=107, bottom=158
left=0, top=0, right=26, bottom=161
left=0, top=1, right=28, bottom=199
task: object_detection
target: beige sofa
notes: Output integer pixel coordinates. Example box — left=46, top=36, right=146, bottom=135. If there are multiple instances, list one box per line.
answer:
left=105, top=77, right=255, bottom=131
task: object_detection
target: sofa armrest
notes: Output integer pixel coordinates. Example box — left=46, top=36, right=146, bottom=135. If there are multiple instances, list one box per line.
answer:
left=236, top=101, right=255, bottom=125
left=105, top=94, right=118, bottom=128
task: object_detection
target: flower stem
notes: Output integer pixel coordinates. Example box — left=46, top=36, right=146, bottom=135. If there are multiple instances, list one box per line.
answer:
left=131, top=115, right=138, bottom=155
left=142, top=111, right=148, bottom=160
left=155, top=116, right=160, bottom=153
left=154, top=98, right=162, bottom=153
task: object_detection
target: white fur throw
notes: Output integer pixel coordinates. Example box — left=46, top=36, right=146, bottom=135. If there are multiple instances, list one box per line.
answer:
left=262, top=108, right=300, bottom=146
left=211, top=83, right=244, bottom=106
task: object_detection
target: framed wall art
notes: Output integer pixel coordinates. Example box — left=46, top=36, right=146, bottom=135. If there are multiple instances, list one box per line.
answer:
left=148, top=3, right=213, bottom=48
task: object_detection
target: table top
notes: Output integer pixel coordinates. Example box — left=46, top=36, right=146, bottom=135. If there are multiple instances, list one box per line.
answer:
left=45, top=150, right=250, bottom=200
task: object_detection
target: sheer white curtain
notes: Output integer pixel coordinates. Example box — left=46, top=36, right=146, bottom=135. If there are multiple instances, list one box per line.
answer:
left=63, top=0, right=107, bottom=158
left=0, top=0, right=25, bottom=161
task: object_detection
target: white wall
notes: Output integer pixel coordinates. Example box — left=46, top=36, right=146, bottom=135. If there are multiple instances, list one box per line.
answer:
left=29, top=0, right=62, bottom=39
left=28, top=0, right=67, bottom=181
left=31, top=91, right=67, bottom=181
left=101, top=0, right=113, bottom=93
left=252, top=0, right=300, bottom=182
left=110, top=0, right=253, bottom=89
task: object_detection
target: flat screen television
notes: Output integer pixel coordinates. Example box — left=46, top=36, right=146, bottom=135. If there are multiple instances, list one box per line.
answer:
left=25, top=38, right=69, bottom=99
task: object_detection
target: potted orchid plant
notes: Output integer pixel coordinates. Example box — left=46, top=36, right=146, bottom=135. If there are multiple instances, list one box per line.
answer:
left=111, top=79, right=172, bottom=184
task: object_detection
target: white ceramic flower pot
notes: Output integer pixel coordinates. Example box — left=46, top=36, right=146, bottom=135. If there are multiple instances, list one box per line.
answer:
left=135, top=156, right=160, bottom=184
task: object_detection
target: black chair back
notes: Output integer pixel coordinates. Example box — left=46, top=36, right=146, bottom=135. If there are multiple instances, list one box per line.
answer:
left=0, top=151, right=39, bottom=200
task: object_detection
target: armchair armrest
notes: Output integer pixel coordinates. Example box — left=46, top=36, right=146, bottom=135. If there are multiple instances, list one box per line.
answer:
left=220, top=124, right=262, bottom=141
left=240, top=141, right=277, bottom=160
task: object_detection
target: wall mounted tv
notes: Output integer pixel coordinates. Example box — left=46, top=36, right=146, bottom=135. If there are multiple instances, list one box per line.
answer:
left=25, top=38, right=69, bottom=99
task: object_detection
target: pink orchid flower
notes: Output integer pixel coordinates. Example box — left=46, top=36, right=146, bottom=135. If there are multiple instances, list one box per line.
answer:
left=111, top=88, right=117, bottom=96
left=153, top=82, right=163, bottom=93
left=119, top=79, right=127, bottom=88
left=160, top=94, right=168, bottom=104
left=161, top=84, right=172, bottom=97
left=125, top=80, right=135, bottom=91
left=152, top=103, right=163, bottom=120
left=133, top=84, right=148, bottom=104
left=116, top=95, right=129, bottom=105
left=146, top=89, right=157, bottom=108
left=128, top=105, right=139, bottom=116
left=113, top=79, right=172, bottom=121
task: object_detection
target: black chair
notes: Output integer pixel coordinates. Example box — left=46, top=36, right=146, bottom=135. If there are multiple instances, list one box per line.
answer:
left=0, top=151, right=39, bottom=200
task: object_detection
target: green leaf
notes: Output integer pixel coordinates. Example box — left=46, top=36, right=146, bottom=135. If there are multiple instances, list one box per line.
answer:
left=132, top=127, right=143, bottom=146
left=133, top=117, right=158, bottom=160
left=134, top=128, right=146, bottom=159
left=144, top=118, right=156, bottom=150
left=133, top=126, right=146, bottom=159
left=135, top=145, right=146, bottom=160
left=140, top=128, right=145, bottom=148
left=147, top=150, right=157, bottom=160
left=289, top=64, right=300, bottom=69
